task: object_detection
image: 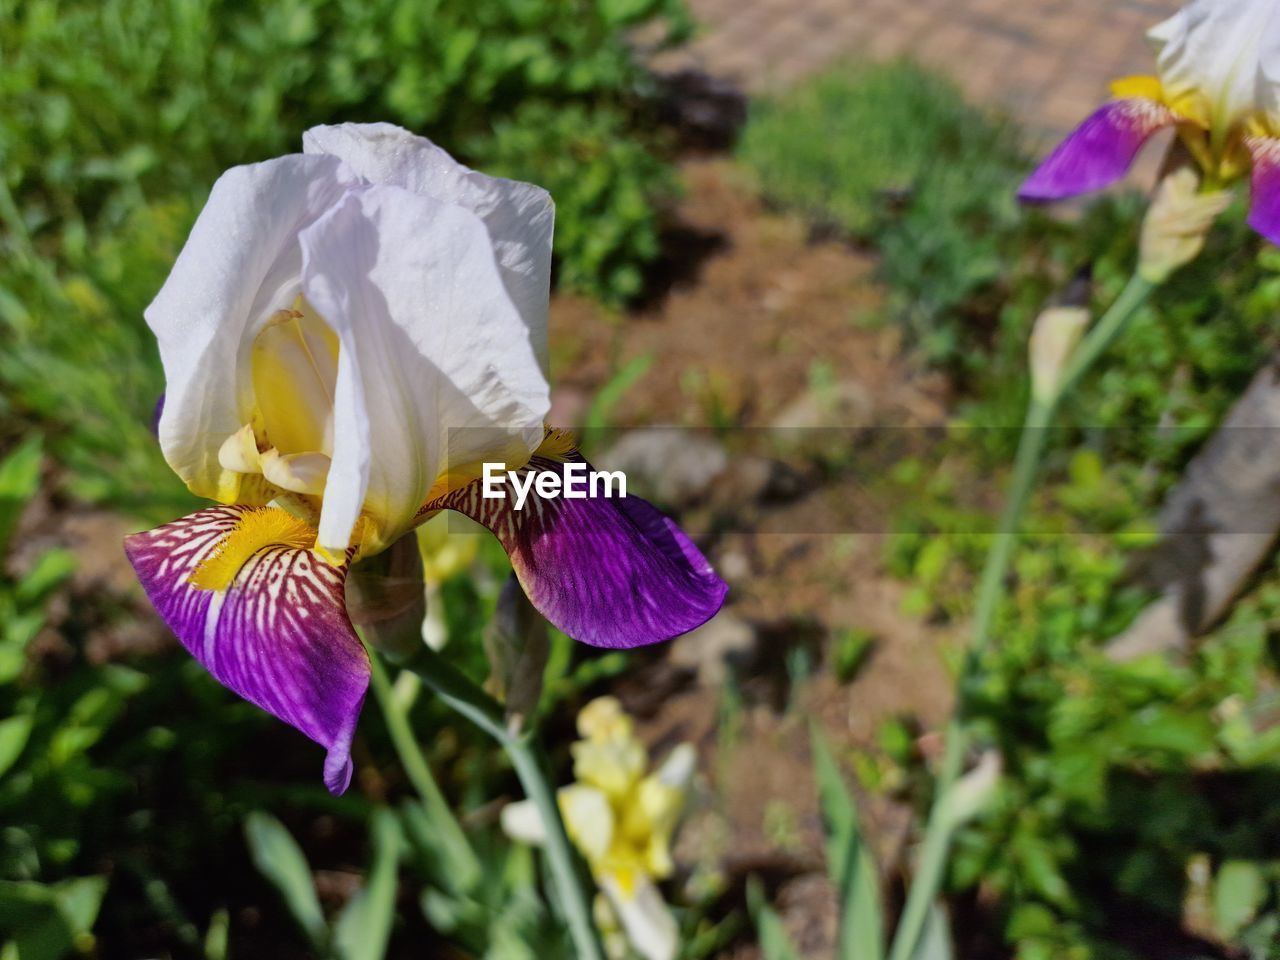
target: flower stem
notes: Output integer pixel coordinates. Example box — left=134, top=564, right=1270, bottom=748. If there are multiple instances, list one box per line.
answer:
left=363, top=642, right=482, bottom=887
left=887, top=272, right=1156, bottom=960
left=398, top=645, right=606, bottom=960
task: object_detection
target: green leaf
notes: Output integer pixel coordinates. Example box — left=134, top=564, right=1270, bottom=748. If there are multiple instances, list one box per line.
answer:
left=399, top=801, right=479, bottom=898
left=0, top=715, right=34, bottom=779
left=204, top=908, right=230, bottom=960
left=911, top=903, right=954, bottom=960
left=813, top=728, right=884, bottom=960
left=0, top=437, right=42, bottom=559
left=583, top=352, right=654, bottom=433
left=1212, top=860, right=1266, bottom=940
left=333, top=808, right=404, bottom=960
left=0, top=877, right=107, bottom=960
left=243, top=812, right=327, bottom=950
left=746, top=877, right=803, bottom=960
left=15, top=550, right=75, bottom=606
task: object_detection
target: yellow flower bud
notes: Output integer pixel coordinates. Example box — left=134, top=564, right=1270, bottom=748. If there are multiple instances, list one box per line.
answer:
left=1138, top=166, right=1233, bottom=283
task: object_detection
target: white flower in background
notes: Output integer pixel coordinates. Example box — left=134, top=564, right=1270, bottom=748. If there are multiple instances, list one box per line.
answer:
left=1021, top=0, right=1280, bottom=246
left=502, top=697, right=695, bottom=960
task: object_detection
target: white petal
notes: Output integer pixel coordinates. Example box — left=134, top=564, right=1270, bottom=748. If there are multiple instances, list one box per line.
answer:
left=1259, top=8, right=1280, bottom=124
left=500, top=798, right=548, bottom=847
left=601, top=874, right=679, bottom=960
left=559, top=784, right=615, bottom=866
left=1152, top=0, right=1280, bottom=131
left=298, top=185, right=549, bottom=553
left=147, top=155, right=354, bottom=498
left=655, top=743, right=696, bottom=791
left=260, top=449, right=332, bottom=496
left=303, top=123, right=554, bottom=369
left=218, top=423, right=262, bottom=474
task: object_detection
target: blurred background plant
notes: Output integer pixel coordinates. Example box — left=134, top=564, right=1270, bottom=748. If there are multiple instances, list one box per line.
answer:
left=0, top=0, right=688, bottom=507
left=740, top=58, right=1280, bottom=960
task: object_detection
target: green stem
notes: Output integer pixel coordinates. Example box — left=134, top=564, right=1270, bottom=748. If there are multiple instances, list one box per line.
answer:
left=886, top=273, right=1156, bottom=960
left=363, top=642, right=482, bottom=885
left=399, top=645, right=606, bottom=960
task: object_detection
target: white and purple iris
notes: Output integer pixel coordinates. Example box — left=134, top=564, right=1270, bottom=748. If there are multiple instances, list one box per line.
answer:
left=124, top=123, right=727, bottom=794
left=1020, top=0, right=1280, bottom=245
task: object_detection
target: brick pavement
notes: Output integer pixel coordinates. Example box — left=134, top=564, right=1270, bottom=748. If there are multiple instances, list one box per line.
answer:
left=652, top=0, right=1183, bottom=143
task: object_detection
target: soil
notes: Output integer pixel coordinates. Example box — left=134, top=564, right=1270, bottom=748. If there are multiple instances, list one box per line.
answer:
left=548, top=158, right=961, bottom=958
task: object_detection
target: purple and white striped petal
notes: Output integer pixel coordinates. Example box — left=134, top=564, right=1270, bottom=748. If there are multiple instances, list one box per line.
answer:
left=427, top=451, right=727, bottom=650
left=1019, top=99, right=1177, bottom=201
left=124, top=506, right=369, bottom=794
left=1247, top=136, right=1280, bottom=246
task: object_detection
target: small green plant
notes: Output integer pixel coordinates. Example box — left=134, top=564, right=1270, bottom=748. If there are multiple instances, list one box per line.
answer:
left=1, top=0, right=691, bottom=505
left=738, top=60, right=1035, bottom=369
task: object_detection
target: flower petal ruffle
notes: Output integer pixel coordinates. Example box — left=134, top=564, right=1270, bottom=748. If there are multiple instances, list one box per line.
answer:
left=302, top=123, right=555, bottom=369
left=1019, top=99, right=1176, bottom=201
left=299, top=185, right=548, bottom=556
left=123, top=505, right=369, bottom=794
left=145, top=155, right=357, bottom=500
left=426, top=448, right=727, bottom=649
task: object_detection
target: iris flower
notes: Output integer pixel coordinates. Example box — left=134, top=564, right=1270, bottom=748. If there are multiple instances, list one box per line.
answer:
left=1019, top=0, right=1280, bottom=244
left=124, top=124, right=727, bottom=794
left=502, top=697, right=694, bottom=960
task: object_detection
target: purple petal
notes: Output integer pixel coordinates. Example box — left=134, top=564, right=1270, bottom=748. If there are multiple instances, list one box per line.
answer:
left=429, top=451, right=727, bottom=649
left=1247, top=136, right=1280, bottom=246
left=151, top=393, right=165, bottom=437
left=1019, top=99, right=1175, bottom=201
left=124, top=506, right=370, bottom=794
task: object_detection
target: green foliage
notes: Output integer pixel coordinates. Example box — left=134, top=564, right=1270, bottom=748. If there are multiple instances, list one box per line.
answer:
left=0, top=876, right=107, bottom=960
left=246, top=808, right=406, bottom=960
left=746, top=877, right=804, bottom=960
left=813, top=729, right=884, bottom=960
left=2, top=0, right=686, bottom=297
left=0, top=430, right=608, bottom=957
left=740, top=59, right=1280, bottom=960
left=738, top=60, right=1034, bottom=368
left=751, top=732, right=888, bottom=960
left=243, top=812, right=329, bottom=948
left=881, top=249, right=1280, bottom=956
left=331, top=809, right=405, bottom=960
left=1, top=0, right=688, bottom=504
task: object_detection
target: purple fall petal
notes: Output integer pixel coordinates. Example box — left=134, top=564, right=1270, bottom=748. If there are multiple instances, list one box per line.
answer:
left=124, top=506, right=370, bottom=794
left=1019, top=99, right=1176, bottom=201
left=1247, top=137, right=1280, bottom=246
left=429, top=451, right=727, bottom=649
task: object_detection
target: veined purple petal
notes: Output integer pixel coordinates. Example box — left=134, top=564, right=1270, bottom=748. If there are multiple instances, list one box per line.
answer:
left=427, top=451, right=728, bottom=650
left=1247, top=136, right=1280, bottom=246
left=1019, top=99, right=1176, bottom=201
left=124, top=506, right=370, bottom=794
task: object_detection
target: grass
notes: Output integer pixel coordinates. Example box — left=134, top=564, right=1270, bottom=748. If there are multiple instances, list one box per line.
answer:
left=738, top=60, right=1035, bottom=369
left=738, top=59, right=1025, bottom=237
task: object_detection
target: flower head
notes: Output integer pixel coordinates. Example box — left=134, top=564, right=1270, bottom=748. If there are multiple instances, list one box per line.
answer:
left=125, top=125, right=727, bottom=793
left=502, top=697, right=694, bottom=960
left=1019, top=0, right=1280, bottom=245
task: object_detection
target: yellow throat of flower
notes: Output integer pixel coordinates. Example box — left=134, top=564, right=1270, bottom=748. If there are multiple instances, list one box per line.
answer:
left=1109, top=74, right=1262, bottom=186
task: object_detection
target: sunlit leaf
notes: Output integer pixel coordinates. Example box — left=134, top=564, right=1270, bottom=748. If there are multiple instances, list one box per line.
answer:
left=812, top=727, right=884, bottom=960
left=0, top=437, right=42, bottom=558
left=243, top=812, right=326, bottom=949
left=333, top=809, right=404, bottom=960
left=746, top=876, right=803, bottom=960
left=1212, top=860, right=1266, bottom=941
left=0, top=715, right=34, bottom=780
